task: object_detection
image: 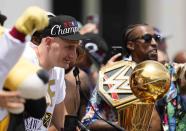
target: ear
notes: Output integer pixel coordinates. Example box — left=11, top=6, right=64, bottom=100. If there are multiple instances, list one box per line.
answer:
left=126, top=41, right=135, bottom=51
left=44, top=37, right=52, bottom=47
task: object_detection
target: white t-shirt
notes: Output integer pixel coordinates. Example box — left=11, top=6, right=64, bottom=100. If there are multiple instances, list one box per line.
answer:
left=0, top=30, right=25, bottom=121
left=23, top=42, right=66, bottom=131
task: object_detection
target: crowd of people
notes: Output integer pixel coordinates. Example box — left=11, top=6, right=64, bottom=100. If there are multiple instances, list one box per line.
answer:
left=0, top=6, right=186, bottom=131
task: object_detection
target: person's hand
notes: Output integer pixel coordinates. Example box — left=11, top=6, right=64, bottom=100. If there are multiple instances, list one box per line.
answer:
left=106, top=53, right=122, bottom=66
left=15, top=6, right=49, bottom=35
left=76, top=126, right=80, bottom=131
left=0, top=90, right=25, bottom=112
left=79, top=23, right=98, bottom=35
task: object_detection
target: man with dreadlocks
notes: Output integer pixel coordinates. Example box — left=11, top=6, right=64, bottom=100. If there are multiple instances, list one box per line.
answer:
left=82, top=23, right=186, bottom=131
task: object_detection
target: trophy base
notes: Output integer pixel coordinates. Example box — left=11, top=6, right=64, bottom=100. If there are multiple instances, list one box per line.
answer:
left=118, top=102, right=154, bottom=131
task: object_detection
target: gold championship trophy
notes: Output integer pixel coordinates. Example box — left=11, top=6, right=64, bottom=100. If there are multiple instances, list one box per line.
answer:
left=98, top=60, right=170, bottom=131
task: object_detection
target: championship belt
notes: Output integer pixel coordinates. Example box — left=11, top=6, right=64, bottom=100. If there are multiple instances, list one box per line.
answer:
left=98, top=60, right=170, bottom=131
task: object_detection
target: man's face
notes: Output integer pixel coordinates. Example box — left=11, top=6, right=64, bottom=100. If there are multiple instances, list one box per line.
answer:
left=129, top=26, right=160, bottom=63
left=47, top=37, right=79, bottom=69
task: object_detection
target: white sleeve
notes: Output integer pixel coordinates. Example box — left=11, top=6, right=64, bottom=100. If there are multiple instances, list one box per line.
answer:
left=0, top=31, right=25, bottom=89
left=55, top=69, right=66, bottom=104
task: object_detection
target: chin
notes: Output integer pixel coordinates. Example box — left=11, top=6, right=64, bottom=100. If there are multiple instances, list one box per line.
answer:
left=148, top=54, right=158, bottom=61
left=56, top=63, right=69, bottom=69
left=148, top=57, right=157, bottom=61
left=63, top=64, right=70, bottom=69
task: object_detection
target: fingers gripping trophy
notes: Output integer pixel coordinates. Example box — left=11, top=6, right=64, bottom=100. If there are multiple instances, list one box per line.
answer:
left=121, top=60, right=170, bottom=131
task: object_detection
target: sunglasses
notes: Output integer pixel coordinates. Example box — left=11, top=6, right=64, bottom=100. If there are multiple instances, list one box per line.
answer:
left=132, top=34, right=161, bottom=43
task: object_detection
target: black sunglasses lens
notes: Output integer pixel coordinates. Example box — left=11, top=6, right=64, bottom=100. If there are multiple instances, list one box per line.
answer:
left=154, top=35, right=161, bottom=42
left=143, top=34, right=152, bottom=43
left=143, top=34, right=161, bottom=43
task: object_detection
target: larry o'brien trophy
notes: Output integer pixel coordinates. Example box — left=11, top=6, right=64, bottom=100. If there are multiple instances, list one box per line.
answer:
left=98, top=60, right=170, bottom=131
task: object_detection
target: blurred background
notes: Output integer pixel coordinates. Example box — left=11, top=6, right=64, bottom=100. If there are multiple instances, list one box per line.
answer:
left=1, top=0, right=186, bottom=60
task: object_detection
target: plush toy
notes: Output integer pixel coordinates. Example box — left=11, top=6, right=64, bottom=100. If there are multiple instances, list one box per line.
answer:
left=0, top=6, right=49, bottom=131
left=3, top=57, right=49, bottom=131
left=4, top=57, right=49, bottom=113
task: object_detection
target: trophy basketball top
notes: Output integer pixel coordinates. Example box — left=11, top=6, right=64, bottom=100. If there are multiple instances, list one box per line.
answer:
left=129, top=60, right=171, bottom=103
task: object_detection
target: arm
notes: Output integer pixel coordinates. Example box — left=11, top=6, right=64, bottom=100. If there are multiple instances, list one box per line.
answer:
left=52, top=101, right=65, bottom=130
left=50, top=68, right=67, bottom=130
left=149, top=108, right=163, bottom=131
left=81, top=88, right=118, bottom=130
left=48, top=104, right=67, bottom=131
left=89, top=120, right=118, bottom=131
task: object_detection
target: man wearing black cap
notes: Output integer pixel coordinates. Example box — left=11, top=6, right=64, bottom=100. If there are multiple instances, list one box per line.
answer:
left=23, top=15, right=86, bottom=131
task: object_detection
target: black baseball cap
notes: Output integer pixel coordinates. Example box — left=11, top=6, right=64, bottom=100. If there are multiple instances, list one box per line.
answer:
left=81, top=33, right=108, bottom=53
left=41, top=15, right=86, bottom=40
left=81, top=33, right=108, bottom=66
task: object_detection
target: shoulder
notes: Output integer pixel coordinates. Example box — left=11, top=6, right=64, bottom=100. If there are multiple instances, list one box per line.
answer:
left=51, top=67, right=65, bottom=80
left=53, top=67, right=65, bottom=74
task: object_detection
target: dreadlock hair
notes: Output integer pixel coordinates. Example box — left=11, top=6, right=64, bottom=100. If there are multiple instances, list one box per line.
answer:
left=121, top=23, right=148, bottom=55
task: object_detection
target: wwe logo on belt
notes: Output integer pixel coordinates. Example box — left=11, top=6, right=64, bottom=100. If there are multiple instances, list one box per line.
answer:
left=98, top=61, right=137, bottom=108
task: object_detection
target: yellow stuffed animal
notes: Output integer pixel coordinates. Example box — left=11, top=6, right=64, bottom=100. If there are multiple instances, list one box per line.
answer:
left=4, top=57, right=49, bottom=113
left=0, top=57, right=49, bottom=131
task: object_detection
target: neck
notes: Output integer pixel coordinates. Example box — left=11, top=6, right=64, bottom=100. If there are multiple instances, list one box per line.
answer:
left=132, top=54, right=144, bottom=64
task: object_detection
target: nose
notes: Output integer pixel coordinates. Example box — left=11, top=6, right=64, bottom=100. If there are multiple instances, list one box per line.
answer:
left=69, top=49, right=78, bottom=60
left=150, top=38, right=158, bottom=48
